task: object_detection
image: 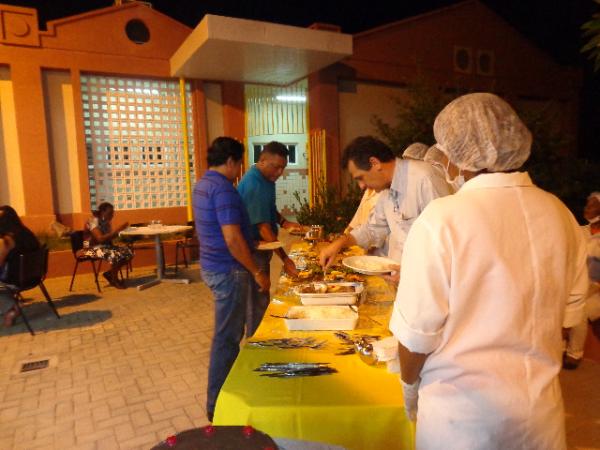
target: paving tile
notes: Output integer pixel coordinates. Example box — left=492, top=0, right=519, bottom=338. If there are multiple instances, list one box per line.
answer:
left=0, top=258, right=597, bottom=450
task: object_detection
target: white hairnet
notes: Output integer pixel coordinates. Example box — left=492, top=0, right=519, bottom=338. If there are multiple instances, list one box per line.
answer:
left=423, top=145, right=446, bottom=166
left=402, top=142, right=429, bottom=160
left=433, top=93, right=532, bottom=172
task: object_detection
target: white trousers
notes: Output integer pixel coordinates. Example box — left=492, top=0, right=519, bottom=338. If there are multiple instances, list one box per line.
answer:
left=566, top=283, right=600, bottom=359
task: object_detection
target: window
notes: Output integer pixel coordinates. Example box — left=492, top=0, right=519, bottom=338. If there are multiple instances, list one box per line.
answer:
left=453, top=46, right=472, bottom=74
left=80, top=74, right=195, bottom=210
left=253, top=143, right=298, bottom=165
left=477, top=50, right=495, bottom=76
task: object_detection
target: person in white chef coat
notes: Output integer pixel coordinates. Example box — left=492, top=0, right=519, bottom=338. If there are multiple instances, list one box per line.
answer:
left=389, top=93, right=588, bottom=450
left=402, top=142, right=429, bottom=160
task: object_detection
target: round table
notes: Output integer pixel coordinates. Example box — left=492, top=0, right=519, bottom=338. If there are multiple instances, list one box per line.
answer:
left=120, top=225, right=192, bottom=291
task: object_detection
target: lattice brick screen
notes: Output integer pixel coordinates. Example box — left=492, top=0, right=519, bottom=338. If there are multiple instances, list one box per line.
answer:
left=81, top=75, right=195, bottom=210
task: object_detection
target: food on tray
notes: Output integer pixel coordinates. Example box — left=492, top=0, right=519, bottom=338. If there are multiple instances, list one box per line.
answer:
left=297, top=283, right=356, bottom=294
left=286, top=306, right=357, bottom=320
left=344, top=273, right=365, bottom=282
left=297, top=270, right=313, bottom=279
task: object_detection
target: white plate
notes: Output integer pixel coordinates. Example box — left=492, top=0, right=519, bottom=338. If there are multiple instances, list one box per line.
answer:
left=257, top=241, right=283, bottom=251
left=284, top=306, right=358, bottom=331
left=342, top=255, right=400, bottom=275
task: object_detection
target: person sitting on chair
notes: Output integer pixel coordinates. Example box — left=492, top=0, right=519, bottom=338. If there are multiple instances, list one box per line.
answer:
left=0, top=205, right=40, bottom=327
left=84, top=202, right=132, bottom=289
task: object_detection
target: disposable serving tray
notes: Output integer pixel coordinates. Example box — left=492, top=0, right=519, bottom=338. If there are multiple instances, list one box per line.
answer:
left=284, top=305, right=358, bottom=331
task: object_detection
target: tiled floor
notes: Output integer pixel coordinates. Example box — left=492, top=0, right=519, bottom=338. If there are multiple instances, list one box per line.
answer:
left=0, top=252, right=598, bottom=449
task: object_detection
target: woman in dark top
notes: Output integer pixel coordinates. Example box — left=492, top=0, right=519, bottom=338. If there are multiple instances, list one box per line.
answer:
left=0, top=205, right=40, bottom=327
left=84, top=202, right=132, bottom=289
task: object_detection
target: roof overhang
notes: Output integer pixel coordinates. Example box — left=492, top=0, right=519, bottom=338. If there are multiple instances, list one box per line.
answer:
left=170, top=14, right=353, bottom=85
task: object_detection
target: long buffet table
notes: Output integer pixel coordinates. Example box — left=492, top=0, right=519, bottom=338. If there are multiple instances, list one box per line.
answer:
left=213, top=243, right=415, bottom=450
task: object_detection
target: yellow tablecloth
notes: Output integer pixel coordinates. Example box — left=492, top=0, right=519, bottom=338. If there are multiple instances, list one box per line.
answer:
left=213, top=254, right=415, bottom=450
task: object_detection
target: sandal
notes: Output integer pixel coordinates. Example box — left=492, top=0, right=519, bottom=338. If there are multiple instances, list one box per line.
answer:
left=103, top=271, right=125, bottom=289
left=3, top=307, right=19, bottom=327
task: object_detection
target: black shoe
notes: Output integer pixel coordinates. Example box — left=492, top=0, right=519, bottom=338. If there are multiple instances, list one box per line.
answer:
left=103, top=271, right=125, bottom=289
left=562, top=355, right=581, bottom=370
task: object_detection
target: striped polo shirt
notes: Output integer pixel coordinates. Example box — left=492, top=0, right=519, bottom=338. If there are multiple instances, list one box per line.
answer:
left=192, top=170, right=254, bottom=273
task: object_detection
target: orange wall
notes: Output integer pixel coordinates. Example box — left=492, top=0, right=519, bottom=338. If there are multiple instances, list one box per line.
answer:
left=0, top=3, right=203, bottom=232
left=344, top=1, right=580, bottom=147
left=308, top=67, right=341, bottom=187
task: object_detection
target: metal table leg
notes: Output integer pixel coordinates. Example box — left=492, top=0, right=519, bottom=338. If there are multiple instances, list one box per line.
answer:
left=137, top=233, right=190, bottom=291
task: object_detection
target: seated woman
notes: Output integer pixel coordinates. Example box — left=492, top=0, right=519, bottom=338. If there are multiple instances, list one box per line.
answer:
left=84, top=202, right=132, bottom=289
left=0, top=205, right=40, bottom=327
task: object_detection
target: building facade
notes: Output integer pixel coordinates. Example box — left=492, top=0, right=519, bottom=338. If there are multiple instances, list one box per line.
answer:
left=0, top=0, right=581, bottom=231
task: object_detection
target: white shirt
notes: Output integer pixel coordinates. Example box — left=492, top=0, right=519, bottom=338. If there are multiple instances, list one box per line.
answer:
left=347, top=189, right=381, bottom=230
left=389, top=172, right=588, bottom=450
left=350, top=158, right=452, bottom=262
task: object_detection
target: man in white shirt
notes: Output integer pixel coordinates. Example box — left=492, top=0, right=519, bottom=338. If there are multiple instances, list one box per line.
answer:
left=319, top=136, right=451, bottom=268
left=390, top=93, right=588, bottom=449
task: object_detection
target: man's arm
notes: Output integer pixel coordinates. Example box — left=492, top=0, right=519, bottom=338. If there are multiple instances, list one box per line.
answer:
left=277, top=212, right=302, bottom=232
left=222, top=224, right=270, bottom=292
left=398, top=343, right=428, bottom=384
left=256, top=222, right=298, bottom=277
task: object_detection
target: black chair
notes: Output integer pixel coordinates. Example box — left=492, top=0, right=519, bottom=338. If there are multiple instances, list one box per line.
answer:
left=69, top=230, right=102, bottom=293
left=174, top=221, right=199, bottom=274
left=0, top=245, right=60, bottom=335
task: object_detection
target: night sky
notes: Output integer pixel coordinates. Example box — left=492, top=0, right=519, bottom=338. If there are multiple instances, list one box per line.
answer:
left=3, top=0, right=600, bottom=159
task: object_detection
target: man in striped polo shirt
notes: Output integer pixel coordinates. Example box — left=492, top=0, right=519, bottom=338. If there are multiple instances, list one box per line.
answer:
left=193, top=137, right=270, bottom=422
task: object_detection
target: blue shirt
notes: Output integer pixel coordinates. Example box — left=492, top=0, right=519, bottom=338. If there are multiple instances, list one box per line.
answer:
left=237, top=165, right=278, bottom=241
left=193, top=170, right=254, bottom=273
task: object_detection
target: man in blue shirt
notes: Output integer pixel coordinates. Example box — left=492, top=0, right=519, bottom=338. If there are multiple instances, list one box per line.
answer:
left=237, top=141, right=301, bottom=336
left=193, top=137, right=270, bottom=422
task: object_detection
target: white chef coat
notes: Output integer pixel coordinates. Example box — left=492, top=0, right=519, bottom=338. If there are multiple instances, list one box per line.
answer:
left=350, top=158, right=451, bottom=262
left=389, top=172, right=588, bottom=450
left=347, top=188, right=381, bottom=231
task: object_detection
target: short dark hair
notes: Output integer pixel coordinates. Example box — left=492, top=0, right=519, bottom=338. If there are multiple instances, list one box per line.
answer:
left=92, top=202, right=114, bottom=218
left=260, top=141, right=289, bottom=159
left=342, top=136, right=395, bottom=170
left=0, top=205, right=25, bottom=235
left=207, top=137, right=244, bottom=167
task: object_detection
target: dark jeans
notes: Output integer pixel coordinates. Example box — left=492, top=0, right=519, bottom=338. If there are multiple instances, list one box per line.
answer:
left=201, top=267, right=252, bottom=421
left=246, top=250, right=273, bottom=337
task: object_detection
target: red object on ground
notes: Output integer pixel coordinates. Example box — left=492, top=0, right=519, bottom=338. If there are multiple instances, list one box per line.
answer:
left=243, top=425, right=255, bottom=437
left=165, top=435, right=177, bottom=447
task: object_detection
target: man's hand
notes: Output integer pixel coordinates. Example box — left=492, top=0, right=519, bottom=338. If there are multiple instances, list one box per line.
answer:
left=319, top=239, right=346, bottom=270
left=283, top=257, right=299, bottom=278
left=383, top=270, right=400, bottom=289
left=254, top=271, right=270, bottom=293
left=282, top=220, right=303, bottom=232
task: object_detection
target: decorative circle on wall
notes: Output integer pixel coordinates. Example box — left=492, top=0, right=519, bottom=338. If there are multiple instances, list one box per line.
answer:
left=125, top=19, right=150, bottom=44
left=11, top=18, right=30, bottom=37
